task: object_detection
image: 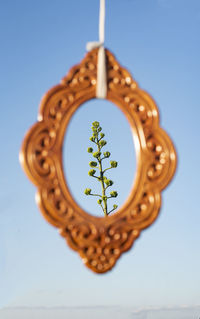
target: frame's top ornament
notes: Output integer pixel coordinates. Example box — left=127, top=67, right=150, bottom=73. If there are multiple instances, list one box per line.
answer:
left=20, top=49, right=177, bottom=273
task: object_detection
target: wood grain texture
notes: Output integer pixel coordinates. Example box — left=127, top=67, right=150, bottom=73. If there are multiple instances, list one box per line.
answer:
left=20, top=49, right=177, bottom=273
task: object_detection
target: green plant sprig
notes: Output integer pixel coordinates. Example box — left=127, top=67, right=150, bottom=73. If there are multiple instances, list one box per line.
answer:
left=84, top=121, right=118, bottom=217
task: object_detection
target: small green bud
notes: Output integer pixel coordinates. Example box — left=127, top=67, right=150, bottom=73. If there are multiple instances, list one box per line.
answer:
left=84, top=188, right=91, bottom=195
left=110, top=191, right=118, bottom=198
left=105, top=179, right=113, bottom=186
left=90, top=136, right=95, bottom=142
left=98, top=127, right=102, bottom=132
left=113, top=204, right=118, bottom=209
left=103, top=177, right=107, bottom=183
left=92, top=128, right=98, bottom=136
left=103, top=151, right=110, bottom=158
left=97, top=199, right=102, bottom=205
left=92, top=121, right=99, bottom=128
left=110, top=160, right=118, bottom=168
left=99, top=140, right=107, bottom=147
left=89, top=161, right=97, bottom=167
left=88, top=169, right=96, bottom=176
left=87, top=147, right=93, bottom=153
left=93, top=151, right=101, bottom=158
left=102, top=195, right=107, bottom=201
left=100, top=133, right=105, bottom=138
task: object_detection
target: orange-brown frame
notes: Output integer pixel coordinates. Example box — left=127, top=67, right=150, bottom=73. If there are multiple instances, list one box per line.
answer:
left=20, top=48, right=176, bottom=273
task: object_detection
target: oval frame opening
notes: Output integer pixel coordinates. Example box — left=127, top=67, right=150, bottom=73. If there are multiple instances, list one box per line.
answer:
left=62, top=98, right=137, bottom=218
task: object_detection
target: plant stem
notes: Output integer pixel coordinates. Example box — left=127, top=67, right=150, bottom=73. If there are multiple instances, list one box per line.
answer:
left=97, top=141, right=107, bottom=216
left=86, top=122, right=118, bottom=217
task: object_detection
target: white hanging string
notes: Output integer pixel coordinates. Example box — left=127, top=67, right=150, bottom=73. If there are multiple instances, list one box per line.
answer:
left=99, top=0, right=105, bottom=44
left=86, top=0, right=107, bottom=99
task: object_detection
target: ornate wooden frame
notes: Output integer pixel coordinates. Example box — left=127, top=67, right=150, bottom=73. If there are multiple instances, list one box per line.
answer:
left=20, top=48, right=176, bottom=273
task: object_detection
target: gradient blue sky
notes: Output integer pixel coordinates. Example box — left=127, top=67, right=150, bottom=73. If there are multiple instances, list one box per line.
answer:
left=0, top=0, right=200, bottom=316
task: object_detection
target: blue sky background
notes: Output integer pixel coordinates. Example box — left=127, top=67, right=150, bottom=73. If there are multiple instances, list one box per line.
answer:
left=64, top=99, right=136, bottom=216
left=0, top=0, right=200, bottom=317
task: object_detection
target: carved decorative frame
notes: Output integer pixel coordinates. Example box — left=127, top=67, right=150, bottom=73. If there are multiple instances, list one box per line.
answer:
left=20, top=49, right=176, bottom=273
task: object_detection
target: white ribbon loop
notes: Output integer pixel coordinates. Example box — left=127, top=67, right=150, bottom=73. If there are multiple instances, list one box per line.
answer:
left=86, top=42, right=102, bottom=52
left=97, top=46, right=107, bottom=99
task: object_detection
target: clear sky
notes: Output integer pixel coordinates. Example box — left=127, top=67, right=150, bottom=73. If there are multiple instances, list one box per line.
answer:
left=0, top=0, right=200, bottom=317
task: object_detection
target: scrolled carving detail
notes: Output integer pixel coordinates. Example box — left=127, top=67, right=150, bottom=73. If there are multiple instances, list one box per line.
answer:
left=20, top=48, right=176, bottom=273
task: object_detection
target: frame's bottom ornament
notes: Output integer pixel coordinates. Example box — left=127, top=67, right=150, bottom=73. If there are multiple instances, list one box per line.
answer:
left=20, top=49, right=177, bottom=273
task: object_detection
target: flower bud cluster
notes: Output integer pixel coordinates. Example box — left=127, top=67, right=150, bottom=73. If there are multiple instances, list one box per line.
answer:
left=104, top=178, right=113, bottom=187
left=110, top=160, right=118, bottom=168
left=103, top=151, right=110, bottom=158
left=84, top=188, right=91, bottom=195
left=87, top=147, right=93, bottom=153
left=110, top=191, right=118, bottom=198
left=99, top=140, right=107, bottom=147
left=93, top=151, right=101, bottom=158
left=89, top=161, right=97, bottom=167
left=90, top=136, right=95, bottom=142
left=92, top=121, right=99, bottom=128
left=88, top=169, right=96, bottom=176
left=91, top=122, right=103, bottom=141
left=85, top=120, right=119, bottom=217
